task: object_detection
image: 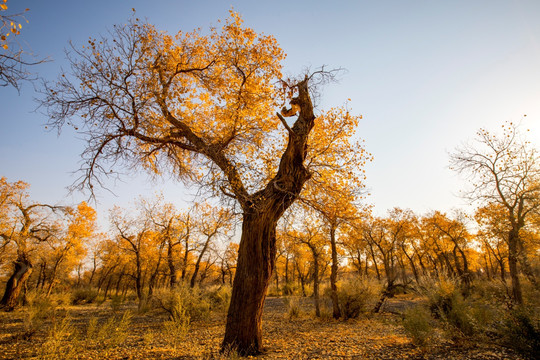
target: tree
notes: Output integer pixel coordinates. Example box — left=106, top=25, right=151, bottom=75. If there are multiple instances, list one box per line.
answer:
left=281, top=211, right=327, bottom=316
left=190, top=203, right=233, bottom=288
left=423, top=211, right=473, bottom=291
left=450, top=121, right=540, bottom=304
left=0, top=1, right=45, bottom=89
left=0, top=177, right=64, bottom=310
left=40, top=13, right=366, bottom=354
left=41, top=202, right=96, bottom=295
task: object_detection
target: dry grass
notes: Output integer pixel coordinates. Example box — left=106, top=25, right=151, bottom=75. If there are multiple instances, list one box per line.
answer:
left=0, top=295, right=523, bottom=359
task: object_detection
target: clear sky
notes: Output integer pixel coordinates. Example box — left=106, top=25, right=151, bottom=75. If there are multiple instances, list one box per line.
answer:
left=2, top=0, right=540, bottom=228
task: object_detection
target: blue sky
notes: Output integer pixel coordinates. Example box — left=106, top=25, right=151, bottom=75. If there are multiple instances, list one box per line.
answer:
left=2, top=0, right=540, bottom=228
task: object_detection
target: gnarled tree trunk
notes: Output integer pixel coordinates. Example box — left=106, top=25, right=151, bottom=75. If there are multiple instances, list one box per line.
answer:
left=1, top=254, right=33, bottom=311
left=222, top=78, right=315, bottom=355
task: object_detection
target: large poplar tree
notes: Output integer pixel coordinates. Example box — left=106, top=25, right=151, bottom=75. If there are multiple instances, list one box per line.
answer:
left=40, top=13, right=368, bottom=354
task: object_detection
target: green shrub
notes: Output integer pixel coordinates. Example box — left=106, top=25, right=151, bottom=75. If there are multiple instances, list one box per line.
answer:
left=402, top=306, right=435, bottom=346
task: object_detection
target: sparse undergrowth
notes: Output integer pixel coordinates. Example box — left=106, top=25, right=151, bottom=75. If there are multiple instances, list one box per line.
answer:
left=0, top=283, right=531, bottom=359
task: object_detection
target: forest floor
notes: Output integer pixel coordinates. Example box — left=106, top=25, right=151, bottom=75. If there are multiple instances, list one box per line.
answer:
left=0, top=294, right=523, bottom=359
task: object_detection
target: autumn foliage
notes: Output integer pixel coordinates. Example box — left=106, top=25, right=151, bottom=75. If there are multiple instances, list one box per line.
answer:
left=1, top=10, right=539, bottom=360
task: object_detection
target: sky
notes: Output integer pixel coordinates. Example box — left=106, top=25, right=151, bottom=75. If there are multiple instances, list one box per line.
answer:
left=2, top=0, right=540, bottom=229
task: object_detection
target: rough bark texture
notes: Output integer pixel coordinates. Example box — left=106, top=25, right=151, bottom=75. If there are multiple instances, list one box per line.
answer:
left=1, top=254, right=33, bottom=311
left=222, top=78, right=315, bottom=355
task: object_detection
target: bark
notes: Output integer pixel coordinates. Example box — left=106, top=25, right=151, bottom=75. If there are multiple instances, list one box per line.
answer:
left=222, top=78, right=314, bottom=355
left=329, top=225, right=341, bottom=319
left=221, top=211, right=279, bottom=355
left=1, top=254, right=33, bottom=311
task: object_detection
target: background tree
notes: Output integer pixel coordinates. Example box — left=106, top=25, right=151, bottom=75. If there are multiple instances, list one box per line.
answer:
left=190, top=203, right=233, bottom=288
left=450, top=121, right=540, bottom=303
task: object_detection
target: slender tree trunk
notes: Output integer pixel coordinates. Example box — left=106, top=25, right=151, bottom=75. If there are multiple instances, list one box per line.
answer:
left=368, top=243, right=381, bottom=281
left=508, top=227, right=523, bottom=304
left=329, top=225, right=341, bottom=319
left=1, top=254, right=33, bottom=311
left=181, top=238, right=190, bottom=280
left=167, top=242, right=177, bottom=288
left=191, top=238, right=211, bottom=288
left=311, top=247, right=321, bottom=317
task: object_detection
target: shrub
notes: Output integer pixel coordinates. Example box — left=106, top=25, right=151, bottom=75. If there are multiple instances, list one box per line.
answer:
left=499, top=306, right=540, bottom=359
left=282, top=282, right=299, bottom=296
left=40, top=315, right=77, bottom=359
left=207, top=284, right=232, bottom=311
left=402, top=306, right=435, bottom=346
left=22, top=291, right=56, bottom=338
left=71, top=288, right=98, bottom=305
left=337, top=278, right=380, bottom=319
left=85, top=311, right=132, bottom=349
left=110, top=294, right=123, bottom=312
left=152, top=284, right=211, bottom=322
left=284, top=297, right=301, bottom=319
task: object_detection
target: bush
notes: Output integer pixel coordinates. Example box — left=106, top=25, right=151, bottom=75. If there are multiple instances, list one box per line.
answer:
left=152, top=284, right=211, bottom=322
left=499, top=306, right=540, bottom=359
left=40, top=315, right=77, bottom=359
left=402, top=306, right=436, bottom=346
left=110, top=294, right=123, bottom=312
left=419, top=278, right=475, bottom=337
left=284, top=297, right=301, bottom=319
left=282, top=282, right=300, bottom=296
left=71, top=288, right=98, bottom=305
left=85, top=311, right=132, bottom=349
left=207, top=284, right=232, bottom=311
left=337, top=278, right=380, bottom=319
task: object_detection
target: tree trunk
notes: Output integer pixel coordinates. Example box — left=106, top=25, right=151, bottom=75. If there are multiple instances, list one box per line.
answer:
left=508, top=227, right=523, bottom=304
left=311, top=247, right=321, bottom=317
left=1, top=254, right=33, bottom=311
left=191, top=238, right=211, bottom=288
left=222, top=211, right=279, bottom=355
left=329, top=225, right=341, bottom=319
left=167, top=241, right=177, bottom=288
left=221, top=77, right=314, bottom=355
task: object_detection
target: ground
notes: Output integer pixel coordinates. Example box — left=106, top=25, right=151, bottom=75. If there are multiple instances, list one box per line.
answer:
left=0, top=295, right=523, bottom=359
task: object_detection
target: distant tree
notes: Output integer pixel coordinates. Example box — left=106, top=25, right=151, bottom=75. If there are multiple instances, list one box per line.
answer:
left=451, top=122, right=540, bottom=304
left=39, top=12, right=367, bottom=354
left=190, top=203, right=233, bottom=288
